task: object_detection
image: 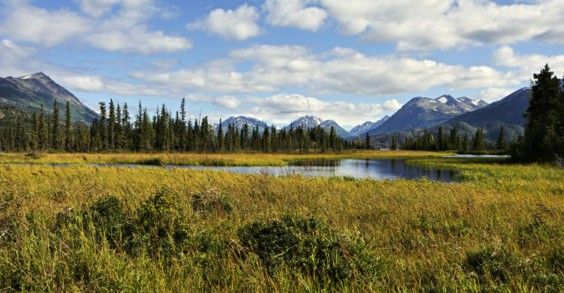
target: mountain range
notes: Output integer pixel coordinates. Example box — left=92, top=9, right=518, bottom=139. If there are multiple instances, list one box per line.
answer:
left=438, top=88, right=531, bottom=140
left=349, top=116, right=390, bottom=138
left=220, top=116, right=268, bottom=132
left=0, top=72, right=534, bottom=142
left=369, top=95, right=488, bottom=136
left=284, top=116, right=350, bottom=138
left=0, top=72, right=98, bottom=123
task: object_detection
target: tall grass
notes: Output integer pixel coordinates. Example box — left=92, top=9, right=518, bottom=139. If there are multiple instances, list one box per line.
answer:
left=0, top=150, right=447, bottom=166
left=0, top=152, right=562, bottom=291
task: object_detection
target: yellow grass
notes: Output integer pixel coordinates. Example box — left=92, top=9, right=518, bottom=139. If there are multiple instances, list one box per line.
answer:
left=0, top=151, right=562, bottom=291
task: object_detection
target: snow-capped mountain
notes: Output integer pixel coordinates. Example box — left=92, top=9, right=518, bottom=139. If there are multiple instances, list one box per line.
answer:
left=284, top=115, right=349, bottom=138
left=220, top=116, right=268, bottom=131
left=370, top=95, right=487, bottom=135
left=319, top=120, right=350, bottom=138
left=349, top=116, right=390, bottom=137
left=0, top=72, right=98, bottom=123
left=286, top=115, right=324, bottom=129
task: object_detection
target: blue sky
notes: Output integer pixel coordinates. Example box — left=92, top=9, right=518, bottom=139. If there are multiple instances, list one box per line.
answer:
left=1, top=0, right=563, bottom=129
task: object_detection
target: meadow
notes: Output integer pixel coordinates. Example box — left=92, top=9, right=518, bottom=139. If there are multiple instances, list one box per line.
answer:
left=0, top=151, right=562, bottom=291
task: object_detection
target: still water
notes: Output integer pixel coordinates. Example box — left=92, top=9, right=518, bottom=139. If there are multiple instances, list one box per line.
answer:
left=167, top=159, right=456, bottom=182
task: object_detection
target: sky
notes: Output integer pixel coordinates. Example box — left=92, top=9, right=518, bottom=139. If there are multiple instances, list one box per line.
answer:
left=1, top=0, right=563, bottom=129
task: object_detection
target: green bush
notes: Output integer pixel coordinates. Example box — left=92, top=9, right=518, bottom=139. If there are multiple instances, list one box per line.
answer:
left=238, top=215, right=385, bottom=283
left=126, top=190, right=190, bottom=258
left=465, top=246, right=519, bottom=284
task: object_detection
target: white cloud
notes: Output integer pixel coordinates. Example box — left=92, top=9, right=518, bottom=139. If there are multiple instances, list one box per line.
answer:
left=0, top=1, right=89, bottom=46
left=0, top=0, right=191, bottom=53
left=263, top=0, right=327, bottom=31
left=494, top=46, right=564, bottom=79
left=478, top=87, right=517, bottom=103
left=88, top=29, right=191, bottom=53
left=78, top=0, right=154, bottom=17
left=189, top=5, right=261, bottom=41
left=244, top=94, right=401, bottom=127
left=214, top=96, right=242, bottom=109
left=0, top=39, right=35, bottom=76
left=318, top=0, right=564, bottom=50
left=136, top=45, right=512, bottom=96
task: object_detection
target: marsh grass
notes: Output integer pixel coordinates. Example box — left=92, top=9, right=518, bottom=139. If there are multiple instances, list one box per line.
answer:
left=0, top=151, right=562, bottom=291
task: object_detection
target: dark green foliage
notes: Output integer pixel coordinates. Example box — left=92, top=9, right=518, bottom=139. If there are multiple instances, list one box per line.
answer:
left=496, top=126, right=506, bottom=150
left=465, top=246, right=564, bottom=291
left=548, top=248, right=563, bottom=274
left=128, top=190, right=190, bottom=258
left=0, top=99, right=352, bottom=153
left=238, top=215, right=385, bottom=283
left=465, top=247, right=520, bottom=284
left=517, top=65, right=564, bottom=162
left=89, top=197, right=128, bottom=248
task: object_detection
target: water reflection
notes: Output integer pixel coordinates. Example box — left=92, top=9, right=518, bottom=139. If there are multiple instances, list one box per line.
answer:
left=182, top=159, right=456, bottom=182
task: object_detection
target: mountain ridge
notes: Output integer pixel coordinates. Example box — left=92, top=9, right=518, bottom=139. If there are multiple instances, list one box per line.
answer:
left=0, top=72, right=98, bottom=123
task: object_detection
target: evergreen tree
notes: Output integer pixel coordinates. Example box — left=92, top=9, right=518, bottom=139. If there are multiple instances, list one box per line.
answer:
left=99, top=102, right=108, bottom=150
left=51, top=101, right=60, bottom=150
left=520, top=64, right=562, bottom=162
left=496, top=126, right=506, bottom=151
left=217, top=119, right=224, bottom=151
left=390, top=135, right=397, bottom=150
left=108, top=100, right=116, bottom=150
left=472, top=128, right=485, bottom=151
left=64, top=101, right=72, bottom=151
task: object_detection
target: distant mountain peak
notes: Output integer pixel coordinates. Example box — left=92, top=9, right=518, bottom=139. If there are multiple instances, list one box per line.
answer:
left=370, top=94, right=487, bottom=135
left=285, top=116, right=349, bottom=138
left=19, top=72, right=50, bottom=81
left=1, top=72, right=97, bottom=123
left=349, top=115, right=390, bottom=138
left=220, top=115, right=268, bottom=131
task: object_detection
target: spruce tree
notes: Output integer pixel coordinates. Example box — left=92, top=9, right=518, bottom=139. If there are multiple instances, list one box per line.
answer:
left=64, top=101, right=72, bottom=151
left=108, top=100, right=116, bottom=150
left=217, top=119, right=224, bottom=151
left=496, top=126, right=506, bottom=151
left=51, top=101, right=60, bottom=150
left=521, top=64, right=562, bottom=162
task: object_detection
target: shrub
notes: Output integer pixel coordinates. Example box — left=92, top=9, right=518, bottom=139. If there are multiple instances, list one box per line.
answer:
left=191, top=190, right=234, bottom=216
left=238, top=215, right=385, bottom=283
left=465, top=246, right=520, bottom=284
left=89, top=197, right=128, bottom=248
left=127, top=190, right=190, bottom=258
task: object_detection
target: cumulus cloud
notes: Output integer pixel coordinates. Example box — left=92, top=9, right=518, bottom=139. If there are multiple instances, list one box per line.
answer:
left=0, top=0, right=191, bottom=53
left=494, top=46, right=564, bottom=79
left=318, top=0, right=564, bottom=50
left=263, top=0, right=327, bottom=31
left=0, top=1, right=89, bottom=46
left=244, top=94, right=401, bottom=127
left=189, top=5, right=261, bottom=41
left=134, top=45, right=514, bottom=96
left=88, top=29, right=191, bottom=53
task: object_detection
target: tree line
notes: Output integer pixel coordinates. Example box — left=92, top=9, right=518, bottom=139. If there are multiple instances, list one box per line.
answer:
left=399, top=64, right=563, bottom=163
left=0, top=99, right=358, bottom=153
left=398, top=126, right=510, bottom=153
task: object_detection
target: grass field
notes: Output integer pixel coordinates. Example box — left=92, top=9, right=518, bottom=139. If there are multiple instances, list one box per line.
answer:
left=0, top=151, right=562, bottom=291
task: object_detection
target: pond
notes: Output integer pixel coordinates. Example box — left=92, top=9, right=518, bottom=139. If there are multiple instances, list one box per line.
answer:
left=4, top=159, right=457, bottom=182
left=100, top=159, right=457, bottom=182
